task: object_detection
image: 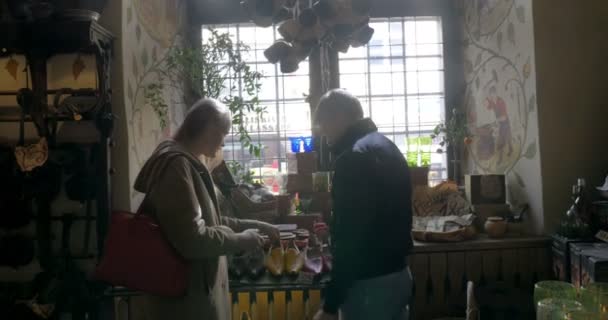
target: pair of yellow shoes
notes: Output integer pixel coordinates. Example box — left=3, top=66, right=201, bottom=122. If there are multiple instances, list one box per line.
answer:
left=265, top=241, right=305, bottom=277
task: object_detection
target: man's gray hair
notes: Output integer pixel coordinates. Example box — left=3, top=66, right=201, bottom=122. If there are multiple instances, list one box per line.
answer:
left=314, top=89, right=364, bottom=124
left=175, top=98, right=231, bottom=141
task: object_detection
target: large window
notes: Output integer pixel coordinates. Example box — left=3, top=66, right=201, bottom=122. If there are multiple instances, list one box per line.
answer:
left=204, top=16, right=447, bottom=186
left=203, top=26, right=311, bottom=187
left=339, top=17, right=447, bottom=184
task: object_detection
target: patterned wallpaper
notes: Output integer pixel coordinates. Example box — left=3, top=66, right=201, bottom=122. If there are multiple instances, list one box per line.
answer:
left=462, top=0, right=544, bottom=233
left=122, top=0, right=188, bottom=207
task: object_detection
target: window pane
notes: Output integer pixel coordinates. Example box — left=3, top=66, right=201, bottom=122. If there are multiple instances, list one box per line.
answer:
left=279, top=75, right=309, bottom=99
left=204, top=23, right=311, bottom=175
left=341, top=74, right=369, bottom=96
left=406, top=57, right=443, bottom=71
left=340, top=59, right=367, bottom=74
left=339, top=17, right=446, bottom=186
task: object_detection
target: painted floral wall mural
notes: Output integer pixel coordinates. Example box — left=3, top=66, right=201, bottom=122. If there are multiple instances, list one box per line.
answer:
left=123, top=0, right=188, bottom=205
left=462, top=0, right=544, bottom=232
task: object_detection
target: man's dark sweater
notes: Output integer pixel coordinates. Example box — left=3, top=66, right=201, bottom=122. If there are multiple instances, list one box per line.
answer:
left=323, top=118, right=413, bottom=314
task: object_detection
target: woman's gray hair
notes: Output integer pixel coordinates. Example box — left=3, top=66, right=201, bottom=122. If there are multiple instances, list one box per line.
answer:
left=314, top=88, right=364, bottom=124
left=174, top=98, right=232, bottom=141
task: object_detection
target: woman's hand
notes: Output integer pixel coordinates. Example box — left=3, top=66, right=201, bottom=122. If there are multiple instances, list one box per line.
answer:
left=256, top=222, right=280, bottom=242
left=236, top=229, right=265, bottom=251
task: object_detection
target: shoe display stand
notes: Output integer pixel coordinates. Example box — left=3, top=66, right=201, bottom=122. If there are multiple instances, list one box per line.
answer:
left=0, top=18, right=114, bottom=320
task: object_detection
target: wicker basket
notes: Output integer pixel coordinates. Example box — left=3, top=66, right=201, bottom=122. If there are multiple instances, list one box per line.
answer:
left=412, top=225, right=477, bottom=242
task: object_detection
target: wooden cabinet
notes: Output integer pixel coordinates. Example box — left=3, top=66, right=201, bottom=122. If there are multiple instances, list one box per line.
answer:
left=409, top=236, right=551, bottom=319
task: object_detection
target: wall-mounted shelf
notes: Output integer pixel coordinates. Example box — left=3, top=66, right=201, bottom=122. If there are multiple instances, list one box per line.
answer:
left=0, top=19, right=113, bottom=57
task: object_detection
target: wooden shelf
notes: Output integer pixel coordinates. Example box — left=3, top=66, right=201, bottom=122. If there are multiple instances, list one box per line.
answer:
left=0, top=19, right=113, bottom=56
left=413, top=234, right=551, bottom=253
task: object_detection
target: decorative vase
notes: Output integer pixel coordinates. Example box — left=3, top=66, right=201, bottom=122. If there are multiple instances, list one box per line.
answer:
left=485, top=216, right=508, bottom=238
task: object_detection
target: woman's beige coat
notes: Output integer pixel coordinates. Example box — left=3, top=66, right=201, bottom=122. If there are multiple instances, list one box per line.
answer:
left=134, top=140, right=253, bottom=320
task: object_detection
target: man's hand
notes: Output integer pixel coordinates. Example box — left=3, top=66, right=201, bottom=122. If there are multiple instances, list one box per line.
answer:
left=236, top=229, right=264, bottom=251
left=256, top=222, right=280, bottom=242
left=313, top=310, right=338, bottom=320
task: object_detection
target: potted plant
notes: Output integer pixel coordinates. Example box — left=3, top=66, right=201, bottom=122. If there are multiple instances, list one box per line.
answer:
left=431, top=107, right=472, bottom=184
left=406, top=136, right=432, bottom=187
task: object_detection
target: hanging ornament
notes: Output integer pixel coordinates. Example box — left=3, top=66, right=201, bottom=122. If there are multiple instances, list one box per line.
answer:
left=72, top=55, right=86, bottom=80
left=351, top=25, right=374, bottom=48
left=264, top=40, right=292, bottom=64
left=298, top=7, right=317, bottom=27
left=5, top=56, right=19, bottom=81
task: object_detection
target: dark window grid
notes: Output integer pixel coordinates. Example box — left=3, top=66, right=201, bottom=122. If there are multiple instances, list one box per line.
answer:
left=211, top=23, right=311, bottom=172
left=212, top=17, right=445, bottom=176
left=339, top=17, right=446, bottom=171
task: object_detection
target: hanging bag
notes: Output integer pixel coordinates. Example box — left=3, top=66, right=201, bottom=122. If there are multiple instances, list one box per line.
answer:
left=93, top=157, right=190, bottom=297
left=92, top=202, right=190, bottom=296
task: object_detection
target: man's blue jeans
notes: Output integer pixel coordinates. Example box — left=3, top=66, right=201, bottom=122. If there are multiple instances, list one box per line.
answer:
left=340, top=267, right=412, bottom=320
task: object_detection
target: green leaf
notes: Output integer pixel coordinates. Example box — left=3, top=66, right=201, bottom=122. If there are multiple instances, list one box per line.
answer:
left=524, top=141, right=537, bottom=159
left=528, top=94, right=536, bottom=112
left=514, top=172, right=526, bottom=188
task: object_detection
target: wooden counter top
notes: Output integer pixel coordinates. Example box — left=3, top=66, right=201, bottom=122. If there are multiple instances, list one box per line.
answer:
left=412, top=234, right=551, bottom=253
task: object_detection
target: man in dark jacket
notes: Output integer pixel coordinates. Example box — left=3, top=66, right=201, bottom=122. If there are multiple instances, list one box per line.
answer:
left=313, top=89, right=413, bottom=320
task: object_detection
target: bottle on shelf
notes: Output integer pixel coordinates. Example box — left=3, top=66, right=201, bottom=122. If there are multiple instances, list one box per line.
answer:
left=558, top=178, right=592, bottom=238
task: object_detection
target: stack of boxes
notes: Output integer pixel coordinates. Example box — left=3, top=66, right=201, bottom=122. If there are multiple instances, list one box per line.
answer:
left=281, top=152, right=332, bottom=231
left=551, top=234, right=590, bottom=282
left=569, top=242, right=608, bottom=287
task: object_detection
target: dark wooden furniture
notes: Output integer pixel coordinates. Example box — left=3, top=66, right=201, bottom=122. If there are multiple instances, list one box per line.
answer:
left=409, top=235, right=552, bottom=320
left=104, top=235, right=551, bottom=320
left=0, top=18, right=114, bottom=320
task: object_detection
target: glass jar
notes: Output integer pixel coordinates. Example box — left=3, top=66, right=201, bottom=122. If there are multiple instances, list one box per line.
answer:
left=534, top=281, right=577, bottom=307
left=536, top=299, right=583, bottom=320
left=580, top=282, right=608, bottom=315
left=313, top=171, right=331, bottom=192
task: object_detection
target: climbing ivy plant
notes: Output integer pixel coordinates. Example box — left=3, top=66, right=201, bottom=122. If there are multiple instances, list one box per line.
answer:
left=145, top=28, right=266, bottom=157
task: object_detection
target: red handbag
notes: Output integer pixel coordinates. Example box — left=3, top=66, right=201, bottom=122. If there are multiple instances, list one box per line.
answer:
left=93, top=209, right=190, bottom=296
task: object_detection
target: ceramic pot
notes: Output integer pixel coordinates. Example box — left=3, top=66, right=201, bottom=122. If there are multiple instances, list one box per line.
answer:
left=278, top=19, right=300, bottom=42
left=352, top=25, right=374, bottom=47
left=485, top=216, right=507, bottom=238
left=298, top=8, right=317, bottom=27
left=264, top=40, right=291, bottom=64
